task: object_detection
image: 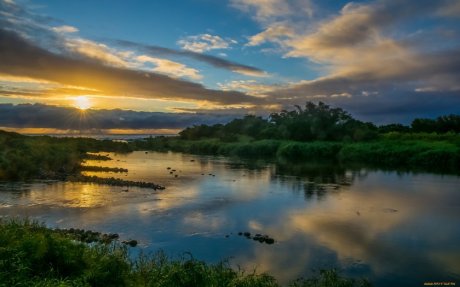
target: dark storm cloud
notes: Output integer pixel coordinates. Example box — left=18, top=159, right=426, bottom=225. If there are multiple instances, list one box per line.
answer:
left=0, top=103, right=238, bottom=130
left=0, top=29, right=262, bottom=105
left=0, top=0, right=63, bottom=49
left=270, top=46, right=460, bottom=119
left=260, top=0, right=460, bottom=123
left=324, top=91, right=460, bottom=125
left=114, top=39, right=267, bottom=77
left=274, top=44, right=460, bottom=99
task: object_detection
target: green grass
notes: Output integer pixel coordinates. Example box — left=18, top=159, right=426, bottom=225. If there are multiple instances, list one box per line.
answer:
left=0, top=219, right=371, bottom=287
left=338, top=140, right=460, bottom=170
left=0, top=219, right=130, bottom=287
left=138, top=135, right=460, bottom=174
left=276, top=142, right=343, bottom=161
left=0, top=130, right=131, bottom=181
left=290, top=270, right=371, bottom=287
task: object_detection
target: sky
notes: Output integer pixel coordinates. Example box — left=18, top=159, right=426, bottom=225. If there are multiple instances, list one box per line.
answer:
left=0, top=0, right=459, bottom=134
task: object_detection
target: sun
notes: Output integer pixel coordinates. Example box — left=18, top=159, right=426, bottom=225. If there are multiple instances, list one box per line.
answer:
left=73, top=96, right=92, bottom=110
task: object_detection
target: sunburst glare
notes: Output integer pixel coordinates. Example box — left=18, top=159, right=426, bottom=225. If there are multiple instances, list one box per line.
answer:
left=73, top=96, right=92, bottom=110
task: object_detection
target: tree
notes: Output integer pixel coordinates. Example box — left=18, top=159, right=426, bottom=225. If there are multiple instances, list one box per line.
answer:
left=411, top=115, right=460, bottom=133
left=268, top=102, right=367, bottom=141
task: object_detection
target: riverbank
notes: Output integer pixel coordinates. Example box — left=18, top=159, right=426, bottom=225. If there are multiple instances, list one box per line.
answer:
left=0, top=131, right=163, bottom=189
left=134, top=133, right=460, bottom=174
left=2, top=129, right=459, bottom=182
left=0, top=219, right=371, bottom=287
left=0, top=130, right=133, bottom=181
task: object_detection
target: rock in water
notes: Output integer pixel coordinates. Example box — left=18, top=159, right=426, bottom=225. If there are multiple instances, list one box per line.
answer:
left=122, top=239, right=138, bottom=247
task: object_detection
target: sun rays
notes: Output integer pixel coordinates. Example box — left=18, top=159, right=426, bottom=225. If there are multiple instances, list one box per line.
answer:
left=73, top=96, right=92, bottom=110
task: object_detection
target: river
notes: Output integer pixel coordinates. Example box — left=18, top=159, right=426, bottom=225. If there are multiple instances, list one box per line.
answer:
left=0, top=151, right=459, bottom=286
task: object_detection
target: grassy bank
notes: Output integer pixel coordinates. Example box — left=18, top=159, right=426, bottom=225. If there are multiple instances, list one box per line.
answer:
left=0, top=219, right=371, bottom=287
left=2, top=129, right=459, bottom=181
left=135, top=133, right=460, bottom=173
left=0, top=130, right=131, bottom=181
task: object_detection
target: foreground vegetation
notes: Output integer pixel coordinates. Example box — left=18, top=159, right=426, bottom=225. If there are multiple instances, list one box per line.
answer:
left=0, top=219, right=371, bottom=287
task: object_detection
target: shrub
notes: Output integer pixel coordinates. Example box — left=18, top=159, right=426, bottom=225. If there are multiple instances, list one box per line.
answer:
left=277, top=142, right=343, bottom=161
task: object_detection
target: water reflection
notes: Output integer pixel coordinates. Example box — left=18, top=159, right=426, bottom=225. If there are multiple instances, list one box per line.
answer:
left=1, top=151, right=459, bottom=286
left=236, top=172, right=460, bottom=285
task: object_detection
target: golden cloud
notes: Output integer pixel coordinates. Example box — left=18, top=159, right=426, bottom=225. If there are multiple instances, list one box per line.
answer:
left=136, top=55, right=202, bottom=80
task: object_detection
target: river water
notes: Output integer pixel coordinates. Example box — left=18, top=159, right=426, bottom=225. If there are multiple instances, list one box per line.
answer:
left=0, top=151, right=459, bottom=286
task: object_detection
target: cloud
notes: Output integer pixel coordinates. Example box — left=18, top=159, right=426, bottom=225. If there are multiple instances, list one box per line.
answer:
left=217, top=80, right=278, bottom=96
left=0, top=0, right=61, bottom=46
left=0, top=0, right=266, bottom=84
left=0, top=103, right=240, bottom=130
left=63, top=38, right=133, bottom=68
left=231, top=0, right=290, bottom=22
left=230, top=0, right=313, bottom=24
left=0, top=75, right=105, bottom=100
left=282, top=1, right=431, bottom=61
left=1, top=0, right=459, bottom=125
left=249, top=0, right=460, bottom=78
left=0, top=0, right=267, bottom=106
left=437, top=1, right=460, bottom=17
left=136, top=55, right=202, bottom=80
left=115, top=39, right=267, bottom=77
left=51, top=25, right=78, bottom=33
left=230, top=0, right=460, bottom=123
left=246, top=24, right=295, bottom=46
left=0, top=29, right=262, bottom=105
left=177, top=33, right=237, bottom=53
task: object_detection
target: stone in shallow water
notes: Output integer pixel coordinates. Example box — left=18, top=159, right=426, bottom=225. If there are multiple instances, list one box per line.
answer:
left=238, top=232, right=276, bottom=244
left=122, top=239, right=138, bottom=247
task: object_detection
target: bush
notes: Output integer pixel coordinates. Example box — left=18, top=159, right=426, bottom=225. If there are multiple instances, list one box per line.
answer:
left=0, top=130, right=132, bottom=181
left=277, top=142, right=343, bottom=161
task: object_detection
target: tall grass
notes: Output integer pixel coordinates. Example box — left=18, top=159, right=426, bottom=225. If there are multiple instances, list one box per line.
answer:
left=290, top=270, right=371, bottom=287
left=218, top=140, right=282, bottom=157
left=276, top=142, right=343, bottom=161
left=0, top=219, right=130, bottom=287
left=338, top=140, right=460, bottom=170
left=140, top=136, right=460, bottom=174
left=0, top=219, right=371, bottom=287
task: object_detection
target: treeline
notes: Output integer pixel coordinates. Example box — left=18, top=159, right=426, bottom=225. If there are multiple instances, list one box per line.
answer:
left=139, top=102, right=460, bottom=173
left=0, top=130, right=131, bottom=180
left=179, top=102, right=460, bottom=142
